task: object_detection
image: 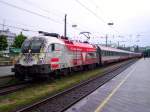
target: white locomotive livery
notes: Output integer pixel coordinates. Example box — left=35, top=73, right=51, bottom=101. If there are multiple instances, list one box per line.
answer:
left=12, top=32, right=141, bottom=80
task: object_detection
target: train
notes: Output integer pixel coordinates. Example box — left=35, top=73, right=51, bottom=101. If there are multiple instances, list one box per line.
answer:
left=12, top=31, right=141, bottom=80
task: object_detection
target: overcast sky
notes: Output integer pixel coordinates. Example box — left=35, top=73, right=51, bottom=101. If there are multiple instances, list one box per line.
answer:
left=0, top=0, right=150, bottom=47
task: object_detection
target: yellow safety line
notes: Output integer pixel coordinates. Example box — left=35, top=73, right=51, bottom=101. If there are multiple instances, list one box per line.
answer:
left=95, top=67, right=136, bottom=112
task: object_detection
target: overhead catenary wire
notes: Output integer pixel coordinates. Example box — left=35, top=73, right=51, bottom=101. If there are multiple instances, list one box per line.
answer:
left=0, top=0, right=109, bottom=40
left=21, top=0, right=101, bottom=35
left=20, top=0, right=64, bottom=18
left=74, top=0, right=120, bottom=34
left=0, top=23, right=38, bottom=32
left=0, top=0, right=63, bottom=24
left=0, top=18, right=41, bottom=29
left=1, top=0, right=103, bottom=35
left=0, top=0, right=94, bottom=35
left=75, top=0, right=106, bottom=23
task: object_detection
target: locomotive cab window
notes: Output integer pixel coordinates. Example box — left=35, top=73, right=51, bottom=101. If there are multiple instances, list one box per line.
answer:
left=48, top=43, right=63, bottom=52
left=22, top=39, right=45, bottom=53
left=21, top=40, right=31, bottom=53
left=47, top=44, right=55, bottom=52
left=30, top=40, right=44, bottom=53
left=51, top=44, right=55, bottom=51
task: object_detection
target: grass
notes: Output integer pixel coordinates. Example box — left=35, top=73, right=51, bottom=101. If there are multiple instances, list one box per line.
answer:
left=0, top=63, right=120, bottom=112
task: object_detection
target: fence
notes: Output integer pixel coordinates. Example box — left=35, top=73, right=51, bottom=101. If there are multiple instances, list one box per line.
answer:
left=0, top=53, right=19, bottom=66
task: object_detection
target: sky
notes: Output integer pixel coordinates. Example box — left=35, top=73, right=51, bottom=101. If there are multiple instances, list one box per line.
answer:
left=0, top=0, right=150, bottom=47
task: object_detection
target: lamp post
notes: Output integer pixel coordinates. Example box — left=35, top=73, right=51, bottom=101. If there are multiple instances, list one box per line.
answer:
left=106, top=22, right=114, bottom=47
left=72, top=24, right=77, bottom=41
left=20, top=29, right=29, bottom=36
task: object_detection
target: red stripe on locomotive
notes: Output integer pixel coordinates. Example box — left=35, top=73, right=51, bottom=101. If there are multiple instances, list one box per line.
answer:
left=63, top=40, right=96, bottom=52
left=51, top=58, right=59, bottom=62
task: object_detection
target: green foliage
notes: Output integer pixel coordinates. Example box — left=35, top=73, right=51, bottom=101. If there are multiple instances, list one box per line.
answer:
left=0, top=35, right=8, bottom=51
left=13, top=33, right=27, bottom=48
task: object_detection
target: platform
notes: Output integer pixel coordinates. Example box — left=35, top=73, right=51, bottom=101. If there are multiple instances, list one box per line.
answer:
left=0, top=66, right=14, bottom=77
left=65, top=58, right=150, bottom=112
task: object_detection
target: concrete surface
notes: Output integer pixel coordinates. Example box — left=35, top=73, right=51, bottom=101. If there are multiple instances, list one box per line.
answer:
left=65, top=58, right=150, bottom=112
left=0, top=66, right=14, bottom=77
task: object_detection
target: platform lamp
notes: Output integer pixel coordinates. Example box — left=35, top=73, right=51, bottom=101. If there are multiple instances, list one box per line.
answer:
left=106, top=22, right=114, bottom=47
left=72, top=24, right=78, bottom=41
left=20, top=28, right=29, bottom=35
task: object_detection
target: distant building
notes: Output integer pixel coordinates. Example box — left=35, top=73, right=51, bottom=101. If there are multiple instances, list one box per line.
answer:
left=0, top=29, right=16, bottom=49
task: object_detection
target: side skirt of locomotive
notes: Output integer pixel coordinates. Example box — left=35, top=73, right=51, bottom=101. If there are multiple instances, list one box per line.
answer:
left=13, top=63, right=100, bottom=80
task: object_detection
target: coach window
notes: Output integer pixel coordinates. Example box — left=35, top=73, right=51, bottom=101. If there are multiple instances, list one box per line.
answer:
left=101, top=51, right=103, bottom=56
left=109, top=51, right=111, bottom=56
left=110, top=51, right=112, bottom=56
left=106, top=51, right=108, bottom=56
left=107, top=51, right=109, bottom=56
left=116, top=52, right=118, bottom=56
left=103, top=51, right=105, bottom=56
left=112, top=52, right=114, bottom=56
left=105, top=51, right=107, bottom=56
left=104, top=51, right=106, bottom=56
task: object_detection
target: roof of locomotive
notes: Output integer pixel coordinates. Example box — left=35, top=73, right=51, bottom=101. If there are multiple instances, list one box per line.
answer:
left=28, top=35, right=96, bottom=49
left=62, top=39, right=96, bottom=52
left=63, top=39, right=95, bottom=48
left=30, top=35, right=65, bottom=45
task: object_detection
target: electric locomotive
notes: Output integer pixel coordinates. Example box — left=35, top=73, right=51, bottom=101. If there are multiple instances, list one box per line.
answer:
left=12, top=32, right=100, bottom=80
left=12, top=32, right=141, bottom=80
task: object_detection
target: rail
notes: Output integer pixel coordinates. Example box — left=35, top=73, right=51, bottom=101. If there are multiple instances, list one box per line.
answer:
left=15, top=59, right=137, bottom=112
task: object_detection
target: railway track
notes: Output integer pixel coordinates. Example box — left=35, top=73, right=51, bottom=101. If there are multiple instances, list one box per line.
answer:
left=0, top=75, right=14, bottom=86
left=15, top=59, right=137, bottom=112
left=0, top=81, right=31, bottom=96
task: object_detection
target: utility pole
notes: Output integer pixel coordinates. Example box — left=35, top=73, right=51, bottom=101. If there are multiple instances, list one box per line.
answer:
left=64, top=14, right=67, bottom=37
left=106, top=34, right=108, bottom=47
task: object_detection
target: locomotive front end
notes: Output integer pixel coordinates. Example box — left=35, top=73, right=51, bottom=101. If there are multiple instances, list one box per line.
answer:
left=13, top=37, right=51, bottom=80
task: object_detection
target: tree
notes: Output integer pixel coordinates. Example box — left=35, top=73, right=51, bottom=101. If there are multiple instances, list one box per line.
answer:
left=0, top=35, right=8, bottom=51
left=13, top=32, right=27, bottom=48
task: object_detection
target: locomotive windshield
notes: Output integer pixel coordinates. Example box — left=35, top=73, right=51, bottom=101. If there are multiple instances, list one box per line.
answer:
left=21, top=37, right=45, bottom=53
left=21, top=40, right=31, bottom=53
left=30, top=40, right=43, bottom=53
